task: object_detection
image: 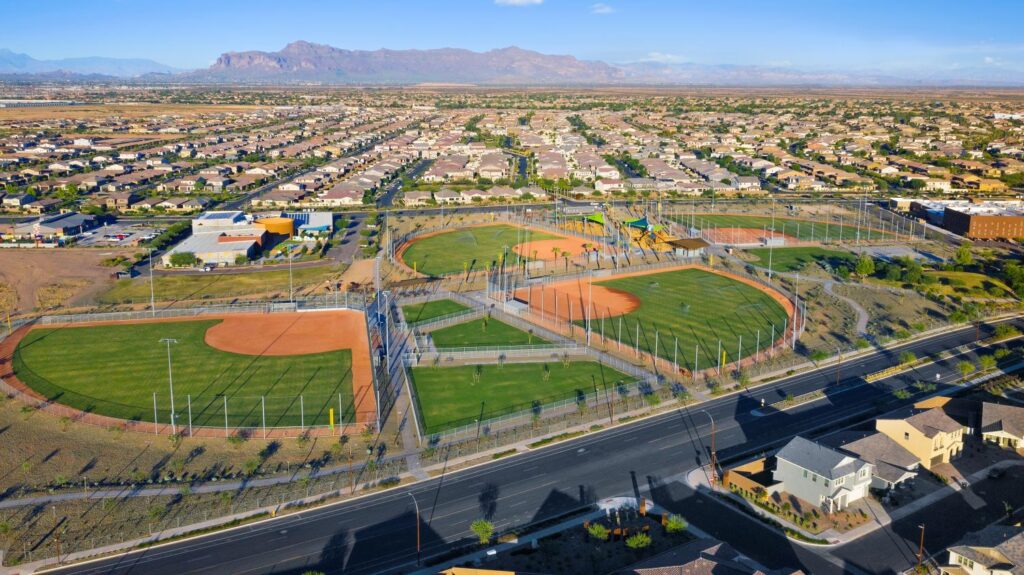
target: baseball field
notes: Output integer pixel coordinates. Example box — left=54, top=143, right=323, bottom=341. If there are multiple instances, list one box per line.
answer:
left=409, top=361, right=631, bottom=434
left=672, top=214, right=892, bottom=243
left=516, top=267, right=792, bottom=370
left=8, top=311, right=375, bottom=429
left=399, top=224, right=592, bottom=276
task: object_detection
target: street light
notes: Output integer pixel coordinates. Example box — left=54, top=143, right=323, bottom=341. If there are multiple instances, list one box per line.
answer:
left=408, top=492, right=421, bottom=566
left=697, top=410, right=717, bottom=484
left=160, top=338, right=178, bottom=435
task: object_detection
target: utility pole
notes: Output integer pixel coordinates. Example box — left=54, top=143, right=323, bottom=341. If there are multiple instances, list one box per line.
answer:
left=917, top=524, right=926, bottom=572
left=159, top=338, right=178, bottom=435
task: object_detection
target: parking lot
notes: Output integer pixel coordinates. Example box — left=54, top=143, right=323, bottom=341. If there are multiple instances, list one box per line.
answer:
left=76, top=222, right=165, bottom=248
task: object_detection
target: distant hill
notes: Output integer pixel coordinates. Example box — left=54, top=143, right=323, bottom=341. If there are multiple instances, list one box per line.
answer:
left=2, top=43, right=1022, bottom=86
left=193, top=41, right=626, bottom=84
left=0, top=49, right=179, bottom=78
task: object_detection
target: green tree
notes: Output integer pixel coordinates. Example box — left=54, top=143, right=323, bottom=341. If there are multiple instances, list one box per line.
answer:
left=954, top=241, right=973, bottom=266
left=625, top=532, right=652, bottom=550
left=978, top=354, right=997, bottom=372
left=169, top=252, right=198, bottom=267
left=587, top=523, right=610, bottom=540
left=855, top=254, right=875, bottom=277
left=470, top=518, right=494, bottom=544
left=956, top=360, right=976, bottom=381
left=898, top=351, right=917, bottom=365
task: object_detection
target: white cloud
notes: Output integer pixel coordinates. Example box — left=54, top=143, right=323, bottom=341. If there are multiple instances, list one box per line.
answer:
left=590, top=3, right=614, bottom=14
left=983, top=55, right=1003, bottom=66
left=494, top=0, right=543, bottom=5
left=643, top=52, right=686, bottom=64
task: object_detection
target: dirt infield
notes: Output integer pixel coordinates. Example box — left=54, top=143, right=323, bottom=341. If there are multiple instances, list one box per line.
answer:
left=512, top=237, right=593, bottom=261
left=704, top=227, right=799, bottom=245
left=0, top=310, right=377, bottom=432
left=514, top=281, right=641, bottom=321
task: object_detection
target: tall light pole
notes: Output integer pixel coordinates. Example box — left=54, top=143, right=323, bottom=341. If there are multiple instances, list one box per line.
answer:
left=408, top=492, right=421, bottom=566
left=149, top=248, right=156, bottom=317
left=288, top=248, right=294, bottom=304
left=160, top=338, right=178, bottom=435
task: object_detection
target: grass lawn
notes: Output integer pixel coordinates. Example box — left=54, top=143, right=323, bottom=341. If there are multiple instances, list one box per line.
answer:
left=401, top=299, right=470, bottom=324
left=745, top=246, right=856, bottom=272
left=13, top=320, right=355, bottom=427
left=410, top=361, right=630, bottom=434
left=590, top=268, right=789, bottom=369
left=428, top=317, right=549, bottom=349
left=670, top=214, right=892, bottom=242
left=923, top=271, right=1015, bottom=299
left=99, top=264, right=344, bottom=305
left=401, top=224, right=557, bottom=276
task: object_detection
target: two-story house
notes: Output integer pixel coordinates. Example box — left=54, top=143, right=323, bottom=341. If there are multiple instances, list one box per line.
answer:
left=773, top=436, right=873, bottom=513
left=876, top=408, right=965, bottom=469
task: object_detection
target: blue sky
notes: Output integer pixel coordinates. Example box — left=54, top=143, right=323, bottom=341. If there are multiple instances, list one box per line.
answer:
left=3, top=0, right=1023, bottom=75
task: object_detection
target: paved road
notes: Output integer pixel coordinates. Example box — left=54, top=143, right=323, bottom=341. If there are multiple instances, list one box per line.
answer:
left=377, top=159, right=431, bottom=208
left=43, top=319, right=1020, bottom=575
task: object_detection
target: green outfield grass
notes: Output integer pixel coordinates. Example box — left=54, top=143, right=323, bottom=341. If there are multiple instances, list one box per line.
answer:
left=409, top=361, right=630, bottom=434
left=745, top=246, right=856, bottom=272
left=587, top=268, right=789, bottom=370
left=401, top=299, right=470, bottom=324
left=401, top=224, right=557, bottom=276
left=13, top=320, right=355, bottom=428
left=428, top=317, right=549, bottom=348
left=671, top=214, right=892, bottom=242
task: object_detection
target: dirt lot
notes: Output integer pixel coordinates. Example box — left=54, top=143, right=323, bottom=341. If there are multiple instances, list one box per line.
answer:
left=0, top=249, right=137, bottom=316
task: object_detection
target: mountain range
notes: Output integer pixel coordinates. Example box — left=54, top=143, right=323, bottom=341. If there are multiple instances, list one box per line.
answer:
left=1, top=42, right=1021, bottom=86
left=0, top=49, right=179, bottom=78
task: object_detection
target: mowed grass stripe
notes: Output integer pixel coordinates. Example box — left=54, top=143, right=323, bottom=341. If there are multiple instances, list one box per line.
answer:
left=428, top=317, right=549, bottom=348
left=745, top=246, right=856, bottom=272
left=13, top=320, right=355, bottom=427
left=401, top=225, right=557, bottom=276
left=401, top=299, right=470, bottom=324
left=587, top=269, right=789, bottom=369
left=670, top=214, right=892, bottom=241
left=410, top=361, right=631, bottom=435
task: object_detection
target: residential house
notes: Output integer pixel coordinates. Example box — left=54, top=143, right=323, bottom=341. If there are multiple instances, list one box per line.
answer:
left=980, top=402, right=1024, bottom=453
left=614, top=537, right=802, bottom=575
left=401, top=190, right=433, bottom=206
left=772, top=436, right=873, bottom=512
left=940, top=526, right=1024, bottom=575
left=838, top=432, right=920, bottom=491
left=105, top=192, right=141, bottom=211
left=2, top=193, right=36, bottom=209
left=876, top=408, right=965, bottom=469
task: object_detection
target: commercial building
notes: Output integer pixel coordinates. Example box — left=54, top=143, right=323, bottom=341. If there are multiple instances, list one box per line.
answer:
left=943, top=206, right=1024, bottom=239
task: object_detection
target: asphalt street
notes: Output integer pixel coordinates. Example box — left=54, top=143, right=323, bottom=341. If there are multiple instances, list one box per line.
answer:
left=42, top=320, right=1020, bottom=575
